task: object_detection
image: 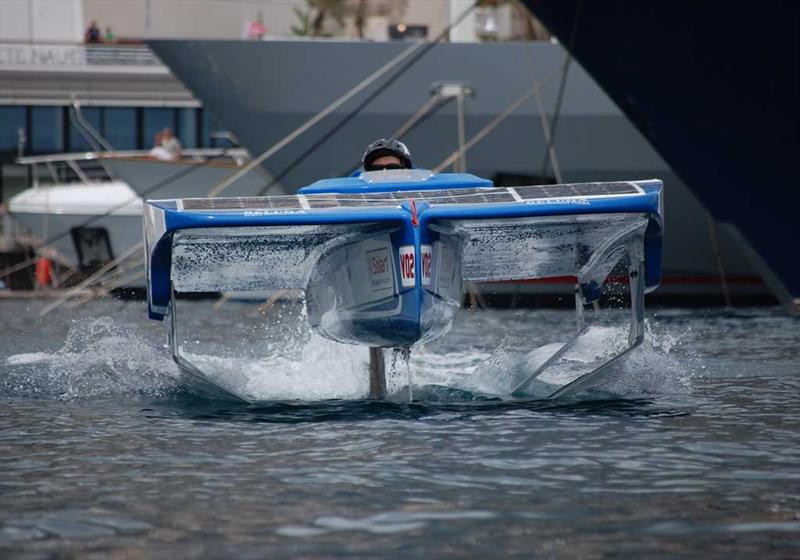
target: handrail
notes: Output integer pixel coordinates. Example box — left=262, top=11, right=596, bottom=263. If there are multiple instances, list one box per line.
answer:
left=70, top=99, right=115, bottom=152
left=15, top=148, right=250, bottom=166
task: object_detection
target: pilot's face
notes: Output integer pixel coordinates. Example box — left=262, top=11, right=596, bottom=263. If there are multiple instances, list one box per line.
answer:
left=371, top=155, right=403, bottom=168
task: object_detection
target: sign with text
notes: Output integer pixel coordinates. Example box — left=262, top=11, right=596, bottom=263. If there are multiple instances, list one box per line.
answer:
left=399, top=245, right=416, bottom=288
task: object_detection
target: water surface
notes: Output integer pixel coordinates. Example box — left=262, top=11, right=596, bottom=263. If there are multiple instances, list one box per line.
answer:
left=1, top=300, right=798, bottom=558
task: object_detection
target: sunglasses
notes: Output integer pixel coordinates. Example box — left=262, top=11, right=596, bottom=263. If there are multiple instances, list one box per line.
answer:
left=366, top=163, right=404, bottom=171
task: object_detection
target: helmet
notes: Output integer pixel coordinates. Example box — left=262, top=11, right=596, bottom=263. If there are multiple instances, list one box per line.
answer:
left=361, top=138, right=413, bottom=170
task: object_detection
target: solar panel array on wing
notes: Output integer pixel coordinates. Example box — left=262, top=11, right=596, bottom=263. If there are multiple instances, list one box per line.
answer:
left=311, top=192, right=402, bottom=208
left=411, top=188, right=516, bottom=205
left=307, top=188, right=514, bottom=208
left=515, top=182, right=638, bottom=200
left=180, top=182, right=639, bottom=212
left=182, top=196, right=304, bottom=211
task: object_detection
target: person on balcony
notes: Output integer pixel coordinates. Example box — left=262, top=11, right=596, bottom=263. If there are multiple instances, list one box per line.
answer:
left=149, top=128, right=182, bottom=161
left=245, top=12, right=267, bottom=40
left=84, top=21, right=101, bottom=44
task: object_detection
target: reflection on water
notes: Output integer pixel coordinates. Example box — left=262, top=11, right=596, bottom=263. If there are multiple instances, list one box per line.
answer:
left=1, top=300, right=798, bottom=558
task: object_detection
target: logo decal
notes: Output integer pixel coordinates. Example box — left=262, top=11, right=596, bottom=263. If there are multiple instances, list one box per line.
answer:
left=399, top=246, right=415, bottom=288
left=365, top=247, right=393, bottom=293
left=420, top=244, right=432, bottom=286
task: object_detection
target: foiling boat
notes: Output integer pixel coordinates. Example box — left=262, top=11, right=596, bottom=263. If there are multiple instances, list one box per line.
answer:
left=144, top=169, right=663, bottom=401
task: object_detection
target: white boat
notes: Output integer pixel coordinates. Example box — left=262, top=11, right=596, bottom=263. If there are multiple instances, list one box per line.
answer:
left=6, top=155, right=144, bottom=288
left=98, top=148, right=280, bottom=199
left=6, top=141, right=275, bottom=290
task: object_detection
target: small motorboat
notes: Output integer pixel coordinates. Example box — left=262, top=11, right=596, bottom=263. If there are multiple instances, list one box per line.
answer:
left=144, top=169, right=663, bottom=401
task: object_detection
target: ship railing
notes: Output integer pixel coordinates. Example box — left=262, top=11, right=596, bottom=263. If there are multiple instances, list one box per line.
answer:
left=15, top=148, right=250, bottom=188
left=16, top=148, right=250, bottom=166
left=0, top=42, right=162, bottom=70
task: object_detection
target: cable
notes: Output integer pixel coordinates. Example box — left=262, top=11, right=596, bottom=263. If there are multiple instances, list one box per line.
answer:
left=539, top=1, right=582, bottom=180
left=336, top=95, right=453, bottom=178
left=255, top=0, right=484, bottom=196
left=432, top=65, right=565, bottom=173
left=3, top=1, right=482, bottom=279
left=0, top=149, right=232, bottom=281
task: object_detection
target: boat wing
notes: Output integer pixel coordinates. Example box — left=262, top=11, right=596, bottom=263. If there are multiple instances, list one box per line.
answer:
left=144, top=195, right=408, bottom=320
left=145, top=179, right=662, bottom=319
left=420, top=180, right=663, bottom=299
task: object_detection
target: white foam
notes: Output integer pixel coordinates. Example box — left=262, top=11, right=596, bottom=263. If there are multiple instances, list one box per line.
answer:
left=6, top=352, right=52, bottom=365
left=183, top=332, right=370, bottom=401
left=2, top=305, right=694, bottom=402
left=1, top=317, right=179, bottom=399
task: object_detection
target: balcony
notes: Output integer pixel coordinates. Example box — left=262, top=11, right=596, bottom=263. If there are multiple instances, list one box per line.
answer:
left=0, top=42, right=164, bottom=74
left=0, top=42, right=194, bottom=107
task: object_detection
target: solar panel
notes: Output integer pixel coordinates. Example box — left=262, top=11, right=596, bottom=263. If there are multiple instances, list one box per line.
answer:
left=305, top=192, right=397, bottom=208
left=304, top=188, right=517, bottom=208
left=514, top=182, right=639, bottom=200
left=182, top=196, right=304, bottom=211
left=179, top=182, right=641, bottom=212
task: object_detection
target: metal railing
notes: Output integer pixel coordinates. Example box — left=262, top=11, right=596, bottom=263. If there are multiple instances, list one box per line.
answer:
left=16, top=148, right=250, bottom=166
left=84, top=44, right=160, bottom=66
left=0, top=42, right=161, bottom=70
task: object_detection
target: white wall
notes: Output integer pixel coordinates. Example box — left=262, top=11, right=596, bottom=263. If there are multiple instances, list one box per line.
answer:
left=404, top=0, right=449, bottom=39
left=80, top=0, right=453, bottom=41
left=0, top=0, right=32, bottom=41
left=0, top=0, right=475, bottom=43
left=82, top=0, right=145, bottom=39
left=448, top=0, right=477, bottom=42
left=1, top=0, right=83, bottom=42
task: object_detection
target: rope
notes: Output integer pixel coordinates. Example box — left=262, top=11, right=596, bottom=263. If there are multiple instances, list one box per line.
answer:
left=390, top=94, right=447, bottom=141
left=540, top=2, right=582, bottom=180
left=525, top=44, right=563, bottom=183
left=705, top=210, right=733, bottom=309
left=0, top=148, right=233, bottom=282
left=208, top=40, right=430, bottom=197
left=432, top=66, right=566, bottom=173
left=253, top=0, right=484, bottom=196
left=338, top=95, right=452, bottom=178
left=38, top=241, right=143, bottom=316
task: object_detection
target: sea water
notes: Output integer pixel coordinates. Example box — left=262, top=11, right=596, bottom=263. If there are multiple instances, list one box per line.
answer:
left=1, top=299, right=798, bottom=558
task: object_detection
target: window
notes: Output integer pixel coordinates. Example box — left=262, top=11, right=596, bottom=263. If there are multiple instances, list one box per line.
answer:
left=103, top=108, right=137, bottom=150
left=177, top=108, right=198, bottom=149
left=31, top=107, right=64, bottom=153
left=0, top=107, right=26, bottom=153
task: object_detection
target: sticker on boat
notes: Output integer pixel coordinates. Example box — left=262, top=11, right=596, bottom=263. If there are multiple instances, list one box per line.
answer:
left=421, top=245, right=432, bottom=286
left=365, top=247, right=393, bottom=293
left=399, top=245, right=415, bottom=287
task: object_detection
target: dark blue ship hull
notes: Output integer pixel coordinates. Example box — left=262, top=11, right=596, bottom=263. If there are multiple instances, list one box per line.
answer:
left=522, top=0, right=800, bottom=307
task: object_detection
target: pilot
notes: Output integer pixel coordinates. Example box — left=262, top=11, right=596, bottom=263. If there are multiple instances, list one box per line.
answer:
left=361, top=138, right=413, bottom=171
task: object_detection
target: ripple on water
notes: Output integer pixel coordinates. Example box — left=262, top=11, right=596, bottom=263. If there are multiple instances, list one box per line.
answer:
left=1, top=302, right=798, bottom=558
left=1, top=509, right=152, bottom=542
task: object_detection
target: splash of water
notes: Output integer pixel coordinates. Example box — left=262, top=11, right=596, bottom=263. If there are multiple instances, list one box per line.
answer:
left=458, top=322, right=693, bottom=399
left=2, top=307, right=695, bottom=403
left=182, top=332, right=370, bottom=401
left=2, top=317, right=179, bottom=399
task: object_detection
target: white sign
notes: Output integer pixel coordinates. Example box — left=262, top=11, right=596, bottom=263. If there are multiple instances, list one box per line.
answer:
left=398, top=245, right=416, bottom=288
left=0, top=44, right=86, bottom=68
left=365, top=246, right=393, bottom=294
left=420, top=244, right=432, bottom=286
